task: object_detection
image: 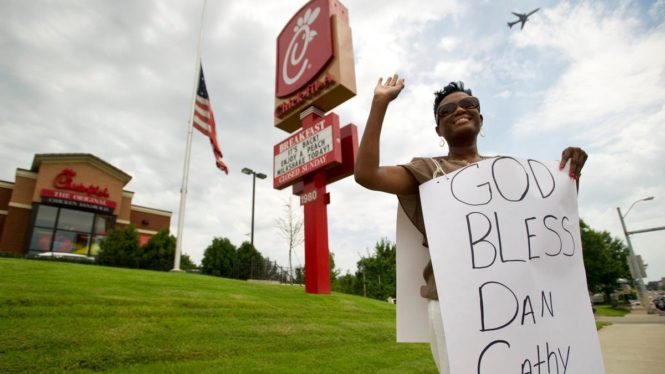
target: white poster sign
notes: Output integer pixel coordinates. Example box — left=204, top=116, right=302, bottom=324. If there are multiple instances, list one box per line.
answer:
left=420, top=157, right=604, bottom=374
left=396, top=204, right=430, bottom=342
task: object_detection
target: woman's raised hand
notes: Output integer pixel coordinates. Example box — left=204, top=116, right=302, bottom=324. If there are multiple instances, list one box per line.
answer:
left=560, top=146, right=588, bottom=180
left=374, top=74, right=405, bottom=102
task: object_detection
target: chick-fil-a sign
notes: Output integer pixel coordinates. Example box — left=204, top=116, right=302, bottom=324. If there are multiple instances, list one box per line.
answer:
left=53, top=168, right=110, bottom=198
left=272, top=0, right=357, bottom=296
left=41, top=188, right=116, bottom=214
left=420, top=158, right=604, bottom=374
left=275, top=0, right=333, bottom=98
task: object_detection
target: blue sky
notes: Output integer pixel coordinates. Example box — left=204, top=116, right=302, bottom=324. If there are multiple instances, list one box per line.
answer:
left=1, top=0, right=664, bottom=282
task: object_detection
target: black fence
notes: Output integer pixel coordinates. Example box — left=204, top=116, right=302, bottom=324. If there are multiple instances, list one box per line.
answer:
left=205, top=259, right=304, bottom=285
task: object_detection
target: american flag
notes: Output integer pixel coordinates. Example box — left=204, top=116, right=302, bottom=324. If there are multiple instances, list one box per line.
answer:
left=193, top=64, right=228, bottom=174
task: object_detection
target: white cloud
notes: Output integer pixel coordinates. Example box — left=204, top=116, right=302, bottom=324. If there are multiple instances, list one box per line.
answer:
left=431, top=58, right=485, bottom=83
left=493, top=90, right=512, bottom=99
left=439, top=36, right=460, bottom=51
left=512, top=2, right=665, bottom=134
left=648, top=0, right=665, bottom=20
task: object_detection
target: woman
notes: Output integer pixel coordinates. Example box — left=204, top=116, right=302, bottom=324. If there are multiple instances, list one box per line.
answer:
left=353, top=74, right=588, bottom=372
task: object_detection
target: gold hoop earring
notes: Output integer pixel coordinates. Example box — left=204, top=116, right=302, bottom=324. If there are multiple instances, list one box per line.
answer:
left=439, top=136, right=446, bottom=148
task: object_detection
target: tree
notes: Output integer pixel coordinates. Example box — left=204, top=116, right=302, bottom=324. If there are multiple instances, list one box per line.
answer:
left=334, top=271, right=358, bottom=295
left=329, top=252, right=341, bottom=289
left=646, top=281, right=665, bottom=291
left=97, top=224, right=140, bottom=268
left=180, top=254, right=198, bottom=271
left=261, top=257, right=283, bottom=282
left=201, top=237, right=237, bottom=277
left=354, top=238, right=396, bottom=300
left=580, top=220, right=631, bottom=300
left=139, top=229, right=175, bottom=271
left=236, top=241, right=264, bottom=280
left=294, top=265, right=305, bottom=284
left=276, top=197, right=303, bottom=284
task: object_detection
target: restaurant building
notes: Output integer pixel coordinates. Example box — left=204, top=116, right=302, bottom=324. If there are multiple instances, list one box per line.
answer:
left=0, top=153, right=172, bottom=259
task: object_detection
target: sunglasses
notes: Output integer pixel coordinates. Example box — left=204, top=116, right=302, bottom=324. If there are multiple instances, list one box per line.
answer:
left=436, top=96, right=480, bottom=120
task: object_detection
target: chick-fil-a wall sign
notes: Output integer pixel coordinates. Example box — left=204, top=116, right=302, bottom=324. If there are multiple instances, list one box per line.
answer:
left=53, top=168, right=110, bottom=198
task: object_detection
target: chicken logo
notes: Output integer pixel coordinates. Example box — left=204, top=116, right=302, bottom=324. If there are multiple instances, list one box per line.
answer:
left=276, top=0, right=333, bottom=98
left=282, top=7, right=320, bottom=85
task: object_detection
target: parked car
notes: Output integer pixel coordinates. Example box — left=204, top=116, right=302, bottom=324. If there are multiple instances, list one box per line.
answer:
left=654, top=296, right=665, bottom=311
left=591, top=293, right=605, bottom=304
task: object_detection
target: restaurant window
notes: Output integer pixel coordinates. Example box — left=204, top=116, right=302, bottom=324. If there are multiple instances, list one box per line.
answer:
left=28, top=204, right=115, bottom=257
left=57, top=209, right=94, bottom=232
left=34, top=205, right=58, bottom=229
left=29, top=227, right=54, bottom=252
left=90, top=215, right=113, bottom=255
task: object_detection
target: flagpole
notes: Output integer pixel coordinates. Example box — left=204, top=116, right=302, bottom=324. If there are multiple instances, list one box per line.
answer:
left=173, top=0, right=208, bottom=272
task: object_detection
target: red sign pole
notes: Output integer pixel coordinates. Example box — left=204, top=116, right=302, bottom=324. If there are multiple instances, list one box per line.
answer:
left=303, top=171, right=330, bottom=293
left=300, top=109, right=331, bottom=294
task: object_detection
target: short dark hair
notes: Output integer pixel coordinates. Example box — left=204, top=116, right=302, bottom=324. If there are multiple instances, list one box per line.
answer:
left=433, top=81, right=474, bottom=121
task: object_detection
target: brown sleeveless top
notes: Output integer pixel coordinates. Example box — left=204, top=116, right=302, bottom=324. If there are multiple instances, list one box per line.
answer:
left=398, top=156, right=491, bottom=300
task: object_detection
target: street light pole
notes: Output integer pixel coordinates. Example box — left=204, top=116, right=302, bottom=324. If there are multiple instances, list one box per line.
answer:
left=250, top=172, right=256, bottom=245
left=242, top=167, right=266, bottom=246
left=617, top=196, right=654, bottom=313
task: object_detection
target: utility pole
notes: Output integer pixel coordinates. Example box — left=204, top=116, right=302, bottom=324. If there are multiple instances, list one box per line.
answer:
left=617, top=206, right=650, bottom=311
left=617, top=196, right=665, bottom=314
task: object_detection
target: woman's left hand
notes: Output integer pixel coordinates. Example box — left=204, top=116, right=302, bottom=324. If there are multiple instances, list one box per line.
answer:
left=559, top=147, right=588, bottom=180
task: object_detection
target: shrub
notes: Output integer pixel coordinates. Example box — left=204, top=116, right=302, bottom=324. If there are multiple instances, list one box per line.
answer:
left=140, top=229, right=176, bottom=271
left=97, top=225, right=140, bottom=268
left=201, top=237, right=237, bottom=277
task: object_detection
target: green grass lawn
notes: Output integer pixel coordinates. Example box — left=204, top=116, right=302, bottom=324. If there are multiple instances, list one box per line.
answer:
left=0, top=258, right=435, bottom=373
left=595, top=321, right=612, bottom=330
left=594, top=304, right=630, bottom=317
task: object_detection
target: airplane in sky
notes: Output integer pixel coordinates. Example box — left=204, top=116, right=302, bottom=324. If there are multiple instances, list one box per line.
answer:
left=507, top=8, right=540, bottom=30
